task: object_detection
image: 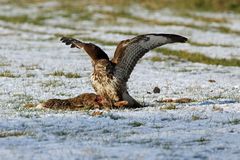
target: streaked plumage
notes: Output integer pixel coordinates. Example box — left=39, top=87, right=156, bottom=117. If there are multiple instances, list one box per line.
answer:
left=60, top=33, right=187, bottom=108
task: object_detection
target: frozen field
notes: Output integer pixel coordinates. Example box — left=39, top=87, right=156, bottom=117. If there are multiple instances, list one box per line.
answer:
left=0, top=1, right=240, bottom=159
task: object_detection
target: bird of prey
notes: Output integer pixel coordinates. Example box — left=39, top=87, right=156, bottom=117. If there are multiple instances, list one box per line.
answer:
left=60, top=34, right=187, bottom=108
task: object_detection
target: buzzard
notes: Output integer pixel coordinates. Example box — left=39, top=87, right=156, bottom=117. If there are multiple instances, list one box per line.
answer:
left=59, top=33, right=187, bottom=108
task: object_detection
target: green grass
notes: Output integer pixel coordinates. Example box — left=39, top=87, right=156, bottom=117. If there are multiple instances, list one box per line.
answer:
left=128, top=121, right=144, bottom=127
left=217, top=26, right=240, bottom=35
left=41, top=80, right=64, bottom=88
left=225, top=119, right=240, bottom=125
left=49, top=71, right=81, bottom=78
left=102, top=129, right=111, bottom=133
left=177, top=68, right=194, bottom=72
left=2, top=1, right=239, bottom=68
left=0, top=15, right=50, bottom=25
left=63, top=72, right=81, bottom=78
left=0, top=131, right=29, bottom=138
left=26, top=73, right=35, bottom=77
left=7, top=0, right=49, bottom=6
left=15, top=0, right=239, bottom=13
left=192, top=115, right=202, bottom=121
left=0, top=15, right=29, bottom=24
left=0, top=70, right=19, bottom=78
left=106, top=30, right=138, bottom=36
left=180, top=12, right=228, bottom=23
left=189, top=41, right=235, bottom=48
left=2, top=0, right=240, bottom=36
left=136, top=0, right=240, bottom=13
left=162, top=142, right=172, bottom=150
left=0, top=61, right=10, bottom=67
left=156, top=48, right=240, bottom=67
left=52, top=131, right=69, bottom=136
left=20, top=64, right=42, bottom=70
left=99, top=10, right=207, bottom=30
left=98, top=10, right=240, bottom=35
left=150, top=56, right=162, bottom=62
left=193, top=137, right=210, bottom=144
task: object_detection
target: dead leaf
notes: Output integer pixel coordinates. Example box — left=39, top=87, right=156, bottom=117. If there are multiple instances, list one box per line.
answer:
left=208, top=79, right=216, bottom=83
left=158, top=98, right=193, bottom=103
left=90, top=110, right=104, bottom=116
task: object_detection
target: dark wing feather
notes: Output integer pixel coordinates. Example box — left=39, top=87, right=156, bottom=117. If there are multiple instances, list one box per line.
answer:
left=113, top=34, right=187, bottom=82
left=60, top=37, right=109, bottom=61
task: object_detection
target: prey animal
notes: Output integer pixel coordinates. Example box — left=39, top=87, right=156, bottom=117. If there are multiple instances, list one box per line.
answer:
left=60, top=34, right=187, bottom=108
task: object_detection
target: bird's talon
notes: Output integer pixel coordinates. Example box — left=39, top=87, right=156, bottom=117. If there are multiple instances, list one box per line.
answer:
left=114, top=101, right=128, bottom=107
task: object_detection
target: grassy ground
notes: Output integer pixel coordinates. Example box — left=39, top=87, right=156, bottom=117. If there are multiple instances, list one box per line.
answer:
left=1, top=0, right=240, bottom=66
left=7, top=0, right=240, bottom=13
left=0, top=1, right=240, bottom=159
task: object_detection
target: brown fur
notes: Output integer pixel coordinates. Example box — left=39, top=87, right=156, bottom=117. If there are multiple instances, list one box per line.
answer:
left=40, top=93, right=128, bottom=110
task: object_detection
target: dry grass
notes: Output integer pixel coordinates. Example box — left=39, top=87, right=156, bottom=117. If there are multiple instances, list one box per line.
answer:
left=2, top=0, right=240, bottom=36
left=135, top=0, right=240, bottom=13
left=49, top=71, right=81, bottom=78
left=156, top=48, right=240, bottom=67
left=128, top=121, right=144, bottom=127
left=150, top=56, right=162, bottom=62
left=0, top=70, right=19, bottom=78
left=180, top=12, right=228, bottom=23
left=20, top=64, right=42, bottom=70
left=189, top=41, right=235, bottom=48
left=41, top=80, right=64, bottom=88
left=0, top=131, right=30, bottom=138
left=8, top=0, right=240, bottom=13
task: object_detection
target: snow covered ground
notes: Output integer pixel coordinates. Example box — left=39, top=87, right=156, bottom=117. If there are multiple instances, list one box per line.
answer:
left=0, top=1, right=240, bottom=159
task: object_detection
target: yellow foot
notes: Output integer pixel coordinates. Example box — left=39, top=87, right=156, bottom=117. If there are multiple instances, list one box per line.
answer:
left=114, top=101, right=128, bottom=107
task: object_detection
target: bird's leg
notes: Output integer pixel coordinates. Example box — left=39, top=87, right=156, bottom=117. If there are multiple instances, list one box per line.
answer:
left=95, top=96, right=127, bottom=108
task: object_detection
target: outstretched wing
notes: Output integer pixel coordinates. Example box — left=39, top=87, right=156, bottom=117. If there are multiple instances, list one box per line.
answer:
left=112, top=34, right=188, bottom=82
left=60, top=37, right=109, bottom=61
